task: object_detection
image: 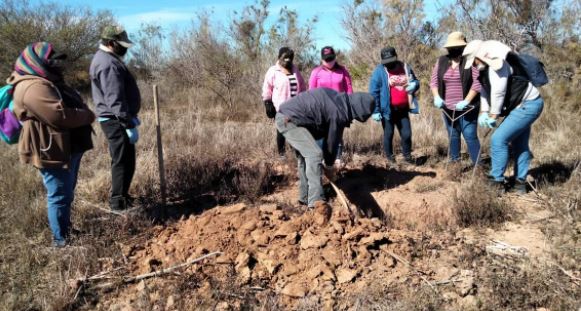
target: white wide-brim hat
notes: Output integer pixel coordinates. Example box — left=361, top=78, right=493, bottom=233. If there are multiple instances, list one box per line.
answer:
left=475, top=40, right=512, bottom=71
left=462, top=40, right=483, bottom=69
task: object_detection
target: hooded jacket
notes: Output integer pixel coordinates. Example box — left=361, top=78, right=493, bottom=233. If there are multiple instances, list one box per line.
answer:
left=8, top=73, right=95, bottom=169
left=278, top=88, right=375, bottom=165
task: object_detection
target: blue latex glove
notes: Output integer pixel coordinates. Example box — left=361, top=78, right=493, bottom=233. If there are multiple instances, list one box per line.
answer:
left=455, top=100, right=469, bottom=111
left=478, top=114, right=497, bottom=128
left=484, top=117, right=497, bottom=128
left=371, top=113, right=382, bottom=122
left=433, top=96, right=444, bottom=109
left=126, top=127, right=139, bottom=144
left=478, top=112, right=488, bottom=127
left=478, top=113, right=489, bottom=127
left=132, top=117, right=141, bottom=127
left=405, top=81, right=417, bottom=94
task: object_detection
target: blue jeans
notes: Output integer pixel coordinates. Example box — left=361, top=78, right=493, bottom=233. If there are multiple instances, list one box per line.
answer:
left=40, top=153, right=83, bottom=243
left=442, top=109, right=481, bottom=163
left=275, top=113, right=325, bottom=207
left=490, top=97, right=544, bottom=182
left=382, top=108, right=412, bottom=160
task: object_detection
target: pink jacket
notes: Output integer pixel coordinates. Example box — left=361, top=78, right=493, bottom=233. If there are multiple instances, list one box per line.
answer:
left=262, top=63, right=306, bottom=110
left=308, top=64, right=353, bottom=94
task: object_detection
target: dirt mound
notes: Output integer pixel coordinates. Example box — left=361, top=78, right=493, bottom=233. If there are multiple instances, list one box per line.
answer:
left=96, top=160, right=556, bottom=310
left=119, top=199, right=433, bottom=309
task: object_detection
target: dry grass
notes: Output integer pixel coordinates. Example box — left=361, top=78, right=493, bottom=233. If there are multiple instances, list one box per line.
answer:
left=480, top=263, right=579, bottom=310
left=1, top=82, right=579, bottom=310
left=453, top=177, right=514, bottom=228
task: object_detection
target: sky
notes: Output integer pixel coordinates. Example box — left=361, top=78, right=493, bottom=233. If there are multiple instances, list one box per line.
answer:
left=29, top=0, right=452, bottom=51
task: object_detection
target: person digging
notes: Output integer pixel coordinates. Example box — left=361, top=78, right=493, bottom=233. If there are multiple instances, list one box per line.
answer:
left=275, top=88, right=375, bottom=225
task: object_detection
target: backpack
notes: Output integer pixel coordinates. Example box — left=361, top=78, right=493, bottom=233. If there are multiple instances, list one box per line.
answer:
left=0, top=84, right=21, bottom=144
left=507, top=52, right=549, bottom=87
left=482, top=52, right=549, bottom=117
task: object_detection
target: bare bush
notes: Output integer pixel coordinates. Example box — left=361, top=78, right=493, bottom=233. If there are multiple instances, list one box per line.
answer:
left=341, top=0, right=440, bottom=80
left=129, top=23, right=168, bottom=83
left=453, top=178, right=514, bottom=227
left=0, top=0, right=115, bottom=89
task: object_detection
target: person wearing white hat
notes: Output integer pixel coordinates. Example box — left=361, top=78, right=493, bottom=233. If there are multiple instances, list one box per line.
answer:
left=463, top=40, right=544, bottom=193
left=430, top=32, right=482, bottom=164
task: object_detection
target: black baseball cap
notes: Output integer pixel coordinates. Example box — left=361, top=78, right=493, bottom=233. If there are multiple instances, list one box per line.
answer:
left=380, top=47, right=397, bottom=64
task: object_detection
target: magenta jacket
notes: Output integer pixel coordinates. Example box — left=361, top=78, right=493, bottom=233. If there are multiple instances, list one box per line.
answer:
left=261, top=63, right=306, bottom=111
left=308, top=64, right=353, bottom=94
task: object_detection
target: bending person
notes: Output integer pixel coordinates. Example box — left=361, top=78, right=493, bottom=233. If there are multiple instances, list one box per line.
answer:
left=464, top=40, right=544, bottom=193
left=275, top=89, right=375, bottom=223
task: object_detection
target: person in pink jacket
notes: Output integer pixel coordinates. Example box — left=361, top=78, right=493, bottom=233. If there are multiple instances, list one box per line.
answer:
left=309, top=46, right=353, bottom=93
left=262, top=47, right=306, bottom=158
left=309, top=46, right=353, bottom=166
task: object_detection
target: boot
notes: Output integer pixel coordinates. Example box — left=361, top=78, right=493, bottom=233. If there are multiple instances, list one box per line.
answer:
left=313, top=200, right=331, bottom=226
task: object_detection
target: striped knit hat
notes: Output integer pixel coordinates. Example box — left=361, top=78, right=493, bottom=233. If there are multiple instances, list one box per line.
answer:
left=14, top=42, right=54, bottom=78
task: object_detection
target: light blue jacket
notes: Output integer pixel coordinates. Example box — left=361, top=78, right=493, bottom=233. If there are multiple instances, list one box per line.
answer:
left=368, top=61, right=420, bottom=118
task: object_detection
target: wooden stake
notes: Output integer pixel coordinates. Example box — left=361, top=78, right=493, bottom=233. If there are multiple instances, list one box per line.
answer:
left=153, top=84, right=167, bottom=205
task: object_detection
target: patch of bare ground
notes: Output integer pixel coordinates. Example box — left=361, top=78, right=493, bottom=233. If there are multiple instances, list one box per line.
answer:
left=73, top=157, right=578, bottom=310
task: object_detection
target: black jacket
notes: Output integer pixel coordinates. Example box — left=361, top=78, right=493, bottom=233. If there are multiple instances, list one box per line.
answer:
left=278, top=88, right=375, bottom=165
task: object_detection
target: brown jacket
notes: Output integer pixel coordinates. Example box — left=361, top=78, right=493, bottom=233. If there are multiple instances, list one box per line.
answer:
left=7, top=72, right=95, bottom=169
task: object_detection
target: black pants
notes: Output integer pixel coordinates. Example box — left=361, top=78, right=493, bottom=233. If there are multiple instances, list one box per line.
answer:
left=100, top=119, right=136, bottom=209
left=276, top=129, right=286, bottom=156
left=381, top=108, right=412, bottom=160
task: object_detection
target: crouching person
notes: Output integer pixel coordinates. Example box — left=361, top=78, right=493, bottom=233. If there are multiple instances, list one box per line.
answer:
left=275, top=88, right=375, bottom=225
left=8, top=42, right=95, bottom=247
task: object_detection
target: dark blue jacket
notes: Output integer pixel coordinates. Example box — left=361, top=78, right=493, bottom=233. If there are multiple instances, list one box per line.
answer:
left=278, top=88, right=375, bottom=165
left=90, top=49, right=141, bottom=120
left=368, top=61, right=419, bottom=118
